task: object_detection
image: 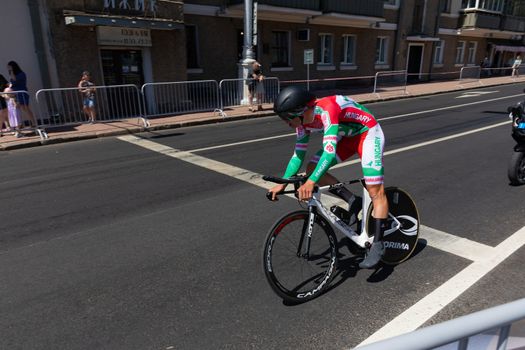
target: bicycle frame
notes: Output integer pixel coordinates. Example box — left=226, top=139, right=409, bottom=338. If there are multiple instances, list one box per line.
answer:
left=306, top=181, right=402, bottom=248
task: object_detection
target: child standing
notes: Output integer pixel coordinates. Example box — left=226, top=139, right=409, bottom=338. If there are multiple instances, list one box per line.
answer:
left=4, top=87, right=22, bottom=137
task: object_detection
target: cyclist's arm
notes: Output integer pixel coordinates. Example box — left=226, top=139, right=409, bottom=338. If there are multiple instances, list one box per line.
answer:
left=283, top=128, right=310, bottom=179
left=308, top=107, right=340, bottom=183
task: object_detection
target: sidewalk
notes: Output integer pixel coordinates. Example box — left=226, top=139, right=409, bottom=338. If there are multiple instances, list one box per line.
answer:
left=1, top=75, right=523, bottom=151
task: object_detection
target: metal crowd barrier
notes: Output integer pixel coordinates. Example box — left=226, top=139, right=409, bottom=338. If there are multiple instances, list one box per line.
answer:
left=142, top=80, right=220, bottom=118
left=355, top=298, right=525, bottom=350
left=373, top=70, right=408, bottom=97
left=219, top=77, right=280, bottom=110
left=36, top=84, right=148, bottom=128
left=0, top=90, right=47, bottom=139
left=459, top=65, right=481, bottom=84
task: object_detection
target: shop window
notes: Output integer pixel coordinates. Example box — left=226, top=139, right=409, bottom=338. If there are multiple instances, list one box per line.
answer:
left=318, top=34, right=333, bottom=64
left=376, top=37, right=389, bottom=64
left=341, top=35, right=356, bottom=65
left=434, top=40, right=445, bottom=64
left=271, top=31, right=290, bottom=67
left=455, top=41, right=466, bottom=64
left=467, top=42, right=477, bottom=64
left=186, top=25, right=200, bottom=69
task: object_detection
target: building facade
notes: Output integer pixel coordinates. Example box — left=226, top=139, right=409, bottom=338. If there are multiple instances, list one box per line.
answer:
left=4, top=0, right=525, bottom=92
left=185, top=0, right=525, bottom=84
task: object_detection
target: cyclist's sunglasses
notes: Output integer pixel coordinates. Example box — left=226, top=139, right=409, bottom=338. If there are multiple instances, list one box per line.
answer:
left=278, top=107, right=307, bottom=121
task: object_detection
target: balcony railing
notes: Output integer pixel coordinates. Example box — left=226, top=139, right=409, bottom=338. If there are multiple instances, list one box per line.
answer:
left=227, top=0, right=320, bottom=11
left=460, top=11, right=501, bottom=29
left=321, top=0, right=384, bottom=18
left=501, top=14, right=525, bottom=32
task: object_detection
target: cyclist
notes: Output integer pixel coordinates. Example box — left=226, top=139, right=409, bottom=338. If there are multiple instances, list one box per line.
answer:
left=268, top=86, right=388, bottom=269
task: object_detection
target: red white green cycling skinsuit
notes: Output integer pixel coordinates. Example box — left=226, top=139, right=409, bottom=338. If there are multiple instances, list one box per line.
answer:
left=283, top=95, right=385, bottom=185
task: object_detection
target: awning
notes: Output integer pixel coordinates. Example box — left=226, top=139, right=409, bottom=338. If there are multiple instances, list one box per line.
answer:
left=494, top=45, right=525, bottom=52
left=64, top=10, right=183, bottom=30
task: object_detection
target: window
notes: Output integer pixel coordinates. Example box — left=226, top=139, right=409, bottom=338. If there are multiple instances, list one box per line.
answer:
left=461, top=0, right=504, bottom=11
left=440, top=0, right=452, bottom=12
left=434, top=40, right=444, bottom=64
left=467, top=41, right=477, bottom=64
left=270, top=31, right=290, bottom=67
left=376, top=37, right=389, bottom=64
left=185, top=25, right=199, bottom=69
left=455, top=41, right=466, bottom=64
left=341, top=35, right=356, bottom=65
left=318, top=34, right=333, bottom=64
left=384, top=0, right=398, bottom=5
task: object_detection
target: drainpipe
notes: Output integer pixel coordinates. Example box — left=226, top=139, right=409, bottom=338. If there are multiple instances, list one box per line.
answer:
left=27, top=0, right=52, bottom=88
left=429, top=0, right=443, bottom=81
left=239, top=0, right=255, bottom=105
left=392, top=0, right=405, bottom=71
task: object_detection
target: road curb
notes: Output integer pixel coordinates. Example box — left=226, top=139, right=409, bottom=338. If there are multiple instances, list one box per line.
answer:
left=0, top=80, right=522, bottom=151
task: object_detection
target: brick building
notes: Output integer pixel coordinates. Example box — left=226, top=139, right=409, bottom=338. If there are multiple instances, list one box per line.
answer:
left=185, top=0, right=525, bottom=84
left=5, top=0, right=525, bottom=91
left=31, top=0, right=185, bottom=88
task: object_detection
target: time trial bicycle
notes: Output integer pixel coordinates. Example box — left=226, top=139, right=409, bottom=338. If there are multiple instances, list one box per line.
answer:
left=262, top=174, right=420, bottom=303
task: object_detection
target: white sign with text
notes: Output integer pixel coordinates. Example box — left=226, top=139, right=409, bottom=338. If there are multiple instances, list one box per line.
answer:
left=97, top=26, right=152, bottom=47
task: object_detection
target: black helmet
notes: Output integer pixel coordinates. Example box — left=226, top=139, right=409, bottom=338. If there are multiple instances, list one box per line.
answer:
left=274, top=86, right=316, bottom=120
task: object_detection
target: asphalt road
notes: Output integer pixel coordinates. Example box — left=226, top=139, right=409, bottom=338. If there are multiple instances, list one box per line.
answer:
left=1, top=83, right=525, bottom=349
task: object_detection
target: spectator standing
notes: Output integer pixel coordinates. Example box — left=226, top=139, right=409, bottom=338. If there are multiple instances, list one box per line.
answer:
left=248, top=61, right=265, bottom=112
left=7, top=61, right=38, bottom=128
left=512, top=55, right=522, bottom=78
left=0, top=75, right=9, bottom=136
left=78, top=71, right=96, bottom=123
left=4, top=87, right=22, bottom=137
left=481, top=56, right=490, bottom=77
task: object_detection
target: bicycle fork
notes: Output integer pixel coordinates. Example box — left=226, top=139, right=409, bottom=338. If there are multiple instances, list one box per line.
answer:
left=297, top=207, right=316, bottom=259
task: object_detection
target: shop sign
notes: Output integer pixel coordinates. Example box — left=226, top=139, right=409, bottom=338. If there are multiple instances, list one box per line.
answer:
left=97, top=26, right=152, bottom=47
left=103, top=0, right=157, bottom=15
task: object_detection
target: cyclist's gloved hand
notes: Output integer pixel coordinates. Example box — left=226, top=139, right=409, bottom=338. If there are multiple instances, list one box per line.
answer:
left=297, top=180, right=315, bottom=201
left=268, top=184, right=286, bottom=201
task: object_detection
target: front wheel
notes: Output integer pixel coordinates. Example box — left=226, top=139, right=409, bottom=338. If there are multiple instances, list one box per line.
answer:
left=508, top=151, right=525, bottom=185
left=366, top=187, right=420, bottom=265
left=263, top=210, right=338, bottom=303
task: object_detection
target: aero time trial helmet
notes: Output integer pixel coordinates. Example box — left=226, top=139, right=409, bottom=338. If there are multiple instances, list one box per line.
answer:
left=273, top=86, right=316, bottom=120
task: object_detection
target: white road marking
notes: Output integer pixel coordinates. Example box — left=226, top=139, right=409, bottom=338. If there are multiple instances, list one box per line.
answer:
left=119, top=122, right=523, bottom=349
left=180, top=97, right=518, bottom=154
left=455, top=91, right=499, bottom=99
left=357, top=225, right=525, bottom=347
left=378, top=93, right=522, bottom=122
left=118, top=133, right=501, bottom=262
left=331, top=121, right=509, bottom=169
left=117, top=135, right=271, bottom=188
left=419, top=225, right=493, bottom=261
left=189, top=133, right=295, bottom=153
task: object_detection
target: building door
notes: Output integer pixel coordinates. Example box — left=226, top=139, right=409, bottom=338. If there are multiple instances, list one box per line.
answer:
left=100, top=49, right=144, bottom=118
left=407, top=44, right=424, bottom=81
left=100, top=49, right=144, bottom=86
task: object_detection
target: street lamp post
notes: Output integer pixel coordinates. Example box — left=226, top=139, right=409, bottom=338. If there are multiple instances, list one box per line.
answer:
left=239, top=0, right=255, bottom=105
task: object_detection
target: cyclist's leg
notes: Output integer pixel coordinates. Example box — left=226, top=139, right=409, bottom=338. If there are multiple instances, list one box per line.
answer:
left=357, top=125, right=388, bottom=268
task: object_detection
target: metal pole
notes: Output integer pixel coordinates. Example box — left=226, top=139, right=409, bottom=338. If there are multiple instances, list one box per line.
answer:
left=239, top=0, right=255, bottom=105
